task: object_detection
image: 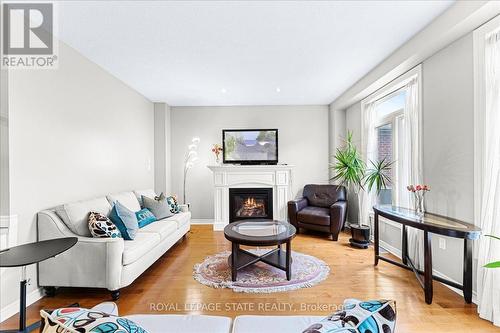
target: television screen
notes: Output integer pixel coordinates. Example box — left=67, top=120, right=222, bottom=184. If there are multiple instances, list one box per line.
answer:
left=223, top=129, right=278, bottom=164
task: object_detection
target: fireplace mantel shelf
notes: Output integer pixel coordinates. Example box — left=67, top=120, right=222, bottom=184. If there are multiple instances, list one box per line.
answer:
left=207, top=164, right=295, bottom=170
left=207, top=164, right=295, bottom=231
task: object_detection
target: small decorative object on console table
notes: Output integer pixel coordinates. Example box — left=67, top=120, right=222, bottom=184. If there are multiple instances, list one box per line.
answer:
left=373, top=204, right=481, bottom=304
left=0, top=237, right=78, bottom=333
left=183, top=136, right=200, bottom=204
left=211, top=143, right=223, bottom=164
left=407, top=184, right=430, bottom=214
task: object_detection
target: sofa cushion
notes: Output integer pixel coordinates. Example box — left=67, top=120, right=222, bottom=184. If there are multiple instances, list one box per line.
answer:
left=143, top=195, right=174, bottom=220
left=232, top=315, right=324, bottom=333
left=56, top=197, right=112, bottom=236
left=123, top=232, right=161, bottom=265
left=40, top=307, right=147, bottom=333
left=301, top=299, right=397, bottom=333
left=139, top=220, right=177, bottom=239
left=125, top=314, right=232, bottom=333
left=134, top=189, right=157, bottom=208
left=107, top=191, right=141, bottom=212
left=109, top=202, right=139, bottom=240
left=136, top=208, right=157, bottom=228
left=88, top=212, right=122, bottom=238
left=297, top=206, right=330, bottom=226
left=160, top=212, right=191, bottom=229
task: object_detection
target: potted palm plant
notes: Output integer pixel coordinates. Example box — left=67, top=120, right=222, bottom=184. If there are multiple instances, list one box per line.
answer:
left=331, top=131, right=394, bottom=248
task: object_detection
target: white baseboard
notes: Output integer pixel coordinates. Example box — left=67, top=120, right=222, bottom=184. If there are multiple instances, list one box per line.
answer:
left=213, top=222, right=225, bottom=231
left=190, top=219, right=214, bottom=225
left=0, top=287, right=44, bottom=323
left=379, top=240, right=402, bottom=259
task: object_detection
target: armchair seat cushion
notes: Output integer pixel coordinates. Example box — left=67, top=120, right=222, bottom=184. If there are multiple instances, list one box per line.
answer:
left=297, top=207, right=330, bottom=226
left=123, top=232, right=161, bottom=265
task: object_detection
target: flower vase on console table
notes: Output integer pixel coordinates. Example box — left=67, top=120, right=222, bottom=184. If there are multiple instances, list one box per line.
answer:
left=407, top=184, right=430, bottom=215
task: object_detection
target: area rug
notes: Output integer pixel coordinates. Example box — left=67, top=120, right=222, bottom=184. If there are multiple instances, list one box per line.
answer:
left=193, top=249, right=330, bottom=293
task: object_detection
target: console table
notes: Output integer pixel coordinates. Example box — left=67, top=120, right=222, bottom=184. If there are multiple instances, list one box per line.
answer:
left=373, top=205, right=481, bottom=304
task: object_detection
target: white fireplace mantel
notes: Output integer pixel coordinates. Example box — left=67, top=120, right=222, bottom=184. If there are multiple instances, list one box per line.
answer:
left=207, top=164, right=295, bottom=231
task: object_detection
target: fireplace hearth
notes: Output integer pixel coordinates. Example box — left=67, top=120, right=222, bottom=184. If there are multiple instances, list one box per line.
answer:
left=229, top=188, right=273, bottom=222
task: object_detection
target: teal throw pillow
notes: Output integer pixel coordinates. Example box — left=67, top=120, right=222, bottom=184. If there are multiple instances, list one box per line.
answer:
left=136, top=208, right=157, bottom=228
left=109, top=201, right=139, bottom=240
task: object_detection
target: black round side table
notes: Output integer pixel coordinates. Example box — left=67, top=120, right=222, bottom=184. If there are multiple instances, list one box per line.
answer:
left=0, top=237, right=77, bottom=333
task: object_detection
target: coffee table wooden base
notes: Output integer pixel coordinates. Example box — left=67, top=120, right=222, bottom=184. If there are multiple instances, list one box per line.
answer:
left=229, top=242, right=292, bottom=282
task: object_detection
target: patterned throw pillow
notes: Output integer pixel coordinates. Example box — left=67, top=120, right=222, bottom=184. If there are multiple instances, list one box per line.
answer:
left=302, top=299, right=396, bottom=333
left=156, top=193, right=180, bottom=214
left=136, top=208, right=157, bottom=228
left=40, top=307, right=148, bottom=333
left=88, top=212, right=121, bottom=238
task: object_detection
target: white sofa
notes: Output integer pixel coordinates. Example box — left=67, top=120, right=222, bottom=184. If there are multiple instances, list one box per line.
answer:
left=89, top=302, right=323, bottom=333
left=37, top=189, right=190, bottom=300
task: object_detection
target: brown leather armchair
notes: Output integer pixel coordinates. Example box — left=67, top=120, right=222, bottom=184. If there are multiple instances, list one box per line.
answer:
left=288, top=184, right=347, bottom=241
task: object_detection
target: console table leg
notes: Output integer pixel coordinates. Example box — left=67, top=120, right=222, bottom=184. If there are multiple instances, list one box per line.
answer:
left=463, top=238, right=473, bottom=303
left=402, top=225, right=408, bottom=265
left=424, top=231, right=433, bottom=304
left=374, top=213, right=380, bottom=266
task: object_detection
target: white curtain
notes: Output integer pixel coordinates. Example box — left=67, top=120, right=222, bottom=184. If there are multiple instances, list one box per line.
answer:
left=402, top=77, right=425, bottom=270
left=360, top=102, right=377, bottom=226
left=476, top=30, right=500, bottom=327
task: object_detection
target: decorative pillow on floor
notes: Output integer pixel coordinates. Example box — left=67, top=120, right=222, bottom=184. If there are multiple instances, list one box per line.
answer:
left=136, top=208, right=157, bottom=228
left=302, top=299, right=396, bottom=333
left=40, top=307, right=148, bottom=333
left=88, top=212, right=121, bottom=238
left=142, top=195, right=174, bottom=220
left=109, top=201, right=139, bottom=240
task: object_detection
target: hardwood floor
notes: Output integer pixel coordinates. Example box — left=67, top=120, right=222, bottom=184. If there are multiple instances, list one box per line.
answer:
left=1, top=225, right=498, bottom=332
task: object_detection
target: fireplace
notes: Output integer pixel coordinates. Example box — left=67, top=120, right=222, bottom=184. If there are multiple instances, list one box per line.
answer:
left=229, top=188, right=273, bottom=222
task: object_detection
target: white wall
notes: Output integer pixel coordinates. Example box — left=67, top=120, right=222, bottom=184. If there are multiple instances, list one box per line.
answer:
left=1, top=39, right=154, bottom=316
left=342, top=32, right=475, bottom=287
left=422, top=32, right=474, bottom=284
left=154, top=103, right=172, bottom=194
left=170, top=105, right=329, bottom=220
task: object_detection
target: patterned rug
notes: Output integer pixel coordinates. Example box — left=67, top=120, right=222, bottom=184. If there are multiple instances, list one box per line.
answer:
left=193, top=249, right=330, bottom=293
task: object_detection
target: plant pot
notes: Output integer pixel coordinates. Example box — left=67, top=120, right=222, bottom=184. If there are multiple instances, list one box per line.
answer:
left=349, top=224, right=370, bottom=249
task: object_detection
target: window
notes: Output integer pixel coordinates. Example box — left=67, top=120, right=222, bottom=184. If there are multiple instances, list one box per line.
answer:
left=372, top=90, right=408, bottom=207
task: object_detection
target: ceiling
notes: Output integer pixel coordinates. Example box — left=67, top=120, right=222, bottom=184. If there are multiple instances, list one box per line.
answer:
left=56, top=1, right=454, bottom=106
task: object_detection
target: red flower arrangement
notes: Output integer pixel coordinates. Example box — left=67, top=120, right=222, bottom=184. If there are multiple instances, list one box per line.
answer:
left=407, top=184, right=430, bottom=213
left=211, top=144, right=223, bottom=163
left=407, top=184, right=430, bottom=192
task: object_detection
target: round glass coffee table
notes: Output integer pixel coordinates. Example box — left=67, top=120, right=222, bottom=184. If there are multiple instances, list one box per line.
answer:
left=224, top=220, right=296, bottom=281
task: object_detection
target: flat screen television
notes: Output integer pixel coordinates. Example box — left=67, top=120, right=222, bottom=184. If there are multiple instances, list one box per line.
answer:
left=222, top=129, right=278, bottom=165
